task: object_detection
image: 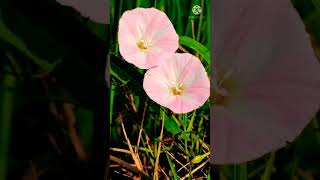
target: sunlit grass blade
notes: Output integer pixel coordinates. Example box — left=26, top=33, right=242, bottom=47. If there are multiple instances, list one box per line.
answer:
left=261, top=153, right=276, bottom=180
left=166, top=153, right=180, bottom=180
left=179, top=36, right=210, bottom=65
left=110, top=84, right=116, bottom=124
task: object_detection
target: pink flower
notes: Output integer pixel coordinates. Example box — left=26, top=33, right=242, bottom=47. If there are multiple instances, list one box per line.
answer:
left=118, top=8, right=179, bottom=69
left=211, top=0, right=320, bottom=164
left=143, top=53, right=210, bottom=114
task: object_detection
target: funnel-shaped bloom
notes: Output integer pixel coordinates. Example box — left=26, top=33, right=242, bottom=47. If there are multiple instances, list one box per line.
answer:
left=118, top=8, right=179, bottom=69
left=211, top=0, right=320, bottom=164
left=143, top=53, right=210, bottom=114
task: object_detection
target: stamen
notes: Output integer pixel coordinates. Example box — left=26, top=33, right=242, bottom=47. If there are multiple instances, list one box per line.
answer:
left=170, top=83, right=184, bottom=96
left=212, top=68, right=237, bottom=106
left=137, top=39, right=151, bottom=50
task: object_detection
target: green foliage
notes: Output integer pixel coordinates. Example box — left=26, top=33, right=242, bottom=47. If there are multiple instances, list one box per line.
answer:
left=179, top=36, right=210, bottom=66
left=164, top=113, right=182, bottom=135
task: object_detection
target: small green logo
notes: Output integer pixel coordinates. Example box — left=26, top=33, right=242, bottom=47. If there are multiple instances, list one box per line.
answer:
left=192, top=5, right=202, bottom=15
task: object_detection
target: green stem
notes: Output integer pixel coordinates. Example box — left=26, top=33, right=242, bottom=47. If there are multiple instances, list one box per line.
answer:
left=233, top=163, right=247, bottom=180
left=261, top=152, right=276, bottom=180
left=196, top=0, right=205, bottom=41
left=0, top=70, right=17, bottom=180
left=110, top=84, right=116, bottom=125
left=176, top=0, right=183, bottom=34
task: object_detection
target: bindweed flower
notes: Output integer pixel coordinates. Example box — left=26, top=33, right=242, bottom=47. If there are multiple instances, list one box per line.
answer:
left=211, top=0, right=320, bottom=164
left=143, top=53, right=210, bottom=114
left=118, top=8, right=179, bottom=69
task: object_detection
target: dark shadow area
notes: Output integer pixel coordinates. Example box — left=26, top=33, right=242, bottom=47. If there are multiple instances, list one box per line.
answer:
left=0, top=0, right=109, bottom=179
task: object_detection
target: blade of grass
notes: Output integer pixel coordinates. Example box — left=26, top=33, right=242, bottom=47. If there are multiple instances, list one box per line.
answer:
left=153, top=110, right=165, bottom=180
left=120, top=114, right=144, bottom=172
left=164, top=149, right=188, bottom=172
left=110, top=148, right=131, bottom=154
left=261, top=152, right=276, bottom=180
left=135, top=99, right=148, bottom=154
left=175, top=0, right=183, bottom=34
left=110, top=155, right=149, bottom=178
left=181, top=159, right=209, bottom=180
left=205, top=0, right=210, bottom=48
left=0, top=19, right=60, bottom=72
left=196, top=0, right=205, bottom=41
left=110, top=84, right=116, bottom=124
left=0, top=70, right=17, bottom=180
left=179, top=36, right=210, bottom=65
left=165, top=153, right=180, bottom=180
left=187, top=110, right=196, bottom=132
left=234, top=163, right=247, bottom=180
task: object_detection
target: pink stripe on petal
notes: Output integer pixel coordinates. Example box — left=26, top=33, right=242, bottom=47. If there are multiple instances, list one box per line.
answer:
left=144, top=53, right=210, bottom=114
left=118, top=8, right=178, bottom=69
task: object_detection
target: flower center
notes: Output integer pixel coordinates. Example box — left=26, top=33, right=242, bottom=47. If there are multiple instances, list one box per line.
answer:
left=136, top=39, right=151, bottom=50
left=212, top=79, right=235, bottom=106
left=170, top=83, right=184, bottom=96
left=212, top=69, right=237, bottom=106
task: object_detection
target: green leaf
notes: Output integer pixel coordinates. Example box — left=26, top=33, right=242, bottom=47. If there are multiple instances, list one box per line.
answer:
left=207, top=173, right=211, bottom=180
left=191, top=152, right=210, bottom=164
left=0, top=19, right=60, bottom=72
left=187, top=110, right=196, bottom=132
left=164, top=113, right=182, bottom=135
left=85, top=21, right=109, bottom=42
left=181, top=114, right=189, bottom=129
left=233, top=163, right=248, bottom=180
left=179, top=132, right=191, bottom=141
left=110, top=54, right=144, bottom=95
left=179, top=36, right=210, bottom=65
left=166, top=153, right=180, bottom=180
